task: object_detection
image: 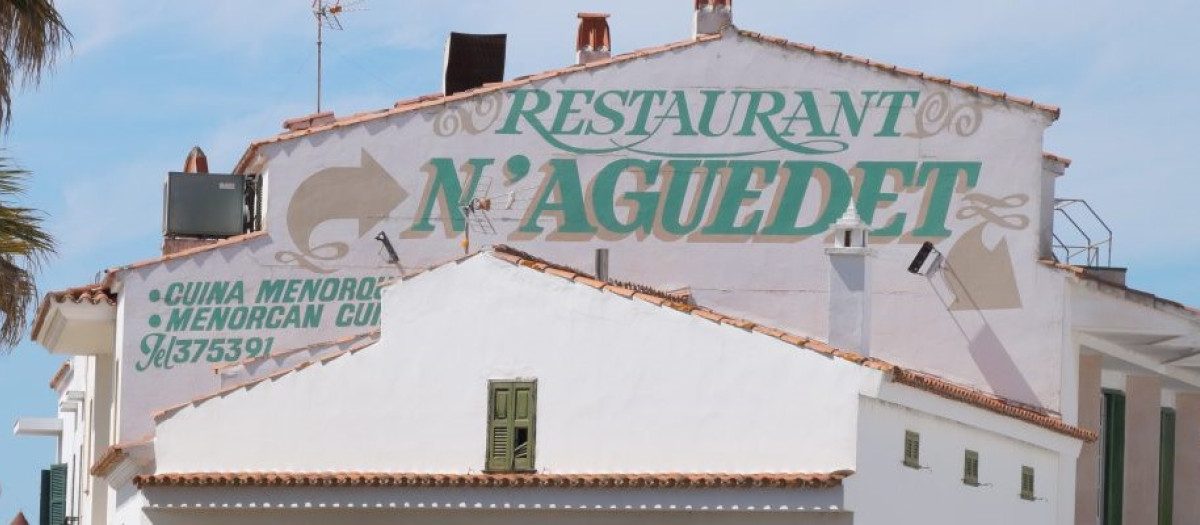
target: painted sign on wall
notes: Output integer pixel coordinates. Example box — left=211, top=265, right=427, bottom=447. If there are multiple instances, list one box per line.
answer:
left=134, top=276, right=386, bottom=372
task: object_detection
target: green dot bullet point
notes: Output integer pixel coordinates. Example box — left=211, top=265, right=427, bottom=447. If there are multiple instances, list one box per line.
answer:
left=149, top=290, right=161, bottom=302
left=149, top=315, right=161, bottom=328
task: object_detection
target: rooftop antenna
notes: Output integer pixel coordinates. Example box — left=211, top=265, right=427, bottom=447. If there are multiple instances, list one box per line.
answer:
left=460, top=177, right=497, bottom=255
left=312, top=0, right=364, bottom=112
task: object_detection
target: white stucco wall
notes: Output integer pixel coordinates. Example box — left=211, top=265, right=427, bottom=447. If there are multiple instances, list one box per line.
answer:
left=154, top=253, right=866, bottom=474
left=112, top=27, right=1068, bottom=457
left=847, top=384, right=1079, bottom=525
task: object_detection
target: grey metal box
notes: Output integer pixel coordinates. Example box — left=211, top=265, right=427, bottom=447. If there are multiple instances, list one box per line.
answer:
left=163, top=172, right=245, bottom=237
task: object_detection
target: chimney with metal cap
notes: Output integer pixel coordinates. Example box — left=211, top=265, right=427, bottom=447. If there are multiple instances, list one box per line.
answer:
left=577, top=13, right=611, bottom=65
left=694, top=0, right=732, bottom=37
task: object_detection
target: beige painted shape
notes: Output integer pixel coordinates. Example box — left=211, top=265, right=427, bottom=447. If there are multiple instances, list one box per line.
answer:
left=1174, top=394, right=1200, bottom=524
left=1075, top=354, right=1102, bottom=525
left=944, top=223, right=1022, bottom=310
left=1123, top=375, right=1161, bottom=525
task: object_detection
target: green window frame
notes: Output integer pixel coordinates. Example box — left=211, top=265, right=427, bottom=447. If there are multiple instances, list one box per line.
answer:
left=963, top=450, right=980, bottom=486
left=903, top=431, right=921, bottom=469
left=486, top=380, right=536, bottom=472
left=1020, top=466, right=1036, bottom=501
left=1159, top=408, right=1176, bottom=525
left=39, top=463, right=66, bottom=525
left=1102, top=389, right=1126, bottom=525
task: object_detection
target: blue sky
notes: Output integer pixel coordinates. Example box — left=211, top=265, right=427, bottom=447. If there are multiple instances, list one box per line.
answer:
left=1, top=0, right=1198, bottom=519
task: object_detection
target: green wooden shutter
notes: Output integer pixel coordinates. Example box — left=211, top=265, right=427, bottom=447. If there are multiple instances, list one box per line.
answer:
left=903, top=431, right=920, bottom=468
left=486, top=382, right=514, bottom=471
left=1020, top=466, right=1035, bottom=500
left=485, top=380, right=536, bottom=472
left=512, top=382, right=536, bottom=471
left=39, top=469, right=50, bottom=525
left=963, top=450, right=980, bottom=486
left=1159, top=408, right=1176, bottom=525
left=48, top=463, right=67, bottom=525
left=1103, top=389, right=1126, bottom=525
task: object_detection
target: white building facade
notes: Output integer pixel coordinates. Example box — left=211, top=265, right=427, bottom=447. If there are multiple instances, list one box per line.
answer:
left=14, top=2, right=1200, bottom=524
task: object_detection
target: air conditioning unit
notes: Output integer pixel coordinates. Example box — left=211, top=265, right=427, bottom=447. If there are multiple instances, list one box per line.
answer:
left=163, top=172, right=246, bottom=237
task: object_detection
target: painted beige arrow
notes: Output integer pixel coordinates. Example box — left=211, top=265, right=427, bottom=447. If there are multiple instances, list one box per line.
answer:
left=275, top=150, right=407, bottom=273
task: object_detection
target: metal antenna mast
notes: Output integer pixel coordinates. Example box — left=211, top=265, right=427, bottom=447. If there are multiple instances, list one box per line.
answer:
left=312, top=0, right=363, bottom=112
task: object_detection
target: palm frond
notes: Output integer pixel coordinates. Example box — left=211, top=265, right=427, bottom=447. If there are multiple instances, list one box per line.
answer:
left=0, top=0, right=71, bottom=130
left=0, top=156, right=54, bottom=352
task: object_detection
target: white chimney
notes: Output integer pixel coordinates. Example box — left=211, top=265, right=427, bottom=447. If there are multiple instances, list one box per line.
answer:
left=693, top=0, right=732, bottom=37
left=826, top=200, right=872, bottom=355
left=576, top=13, right=611, bottom=65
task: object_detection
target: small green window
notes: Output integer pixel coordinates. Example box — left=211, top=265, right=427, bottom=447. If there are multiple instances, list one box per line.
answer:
left=1020, top=466, right=1036, bottom=501
left=486, top=380, right=536, bottom=472
left=963, top=450, right=980, bottom=486
left=903, top=431, right=921, bottom=468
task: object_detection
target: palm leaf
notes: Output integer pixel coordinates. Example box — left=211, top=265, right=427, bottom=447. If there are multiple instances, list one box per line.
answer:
left=0, top=0, right=71, bottom=130
left=0, top=158, right=53, bottom=350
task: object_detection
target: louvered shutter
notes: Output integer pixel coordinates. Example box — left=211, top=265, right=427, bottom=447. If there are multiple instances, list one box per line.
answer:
left=39, top=469, right=50, bottom=525
left=1020, top=466, right=1035, bottom=500
left=487, top=382, right=514, bottom=471
left=48, top=463, right=67, bottom=525
left=903, top=431, right=920, bottom=468
left=512, top=383, right=536, bottom=471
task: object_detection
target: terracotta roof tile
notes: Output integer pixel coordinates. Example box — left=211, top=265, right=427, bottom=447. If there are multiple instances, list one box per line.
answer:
left=1042, top=152, right=1073, bottom=168
left=147, top=245, right=1095, bottom=443
left=891, top=369, right=1095, bottom=441
left=105, top=231, right=268, bottom=283
left=134, top=471, right=853, bottom=490
left=31, top=284, right=117, bottom=343
left=91, top=437, right=153, bottom=477
left=48, top=360, right=71, bottom=390
left=236, top=24, right=1056, bottom=174
left=489, top=245, right=1095, bottom=442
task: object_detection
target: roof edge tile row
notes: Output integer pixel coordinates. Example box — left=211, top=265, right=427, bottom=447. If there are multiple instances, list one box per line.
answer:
left=234, top=27, right=1058, bottom=174
left=151, top=245, right=1095, bottom=442
left=134, top=471, right=852, bottom=490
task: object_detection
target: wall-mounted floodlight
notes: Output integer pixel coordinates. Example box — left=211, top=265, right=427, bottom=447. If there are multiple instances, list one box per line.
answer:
left=907, top=241, right=942, bottom=275
left=375, top=231, right=400, bottom=264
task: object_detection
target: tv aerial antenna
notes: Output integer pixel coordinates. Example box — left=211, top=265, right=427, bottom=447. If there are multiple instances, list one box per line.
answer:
left=312, top=0, right=365, bottom=112
left=459, top=177, right=518, bottom=255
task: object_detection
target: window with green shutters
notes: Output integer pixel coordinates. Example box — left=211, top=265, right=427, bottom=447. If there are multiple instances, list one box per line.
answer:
left=903, top=431, right=920, bottom=468
left=1159, top=408, right=1176, bottom=525
left=963, top=450, right=980, bottom=486
left=1020, top=466, right=1036, bottom=501
left=486, top=380, right=536, bottom=472
left=39, top=463, right=66, bottom=525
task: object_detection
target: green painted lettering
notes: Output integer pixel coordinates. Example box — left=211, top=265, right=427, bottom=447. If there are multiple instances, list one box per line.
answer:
left=855, top=161, right=917, bottom=237
left=874, top=91, right=919, bottom=137
left=519, top=159, right=596, bottom=234
left=701, top=160, right=779, bottom=235
left=912, top=161, right=981, bottom=237
left=496, top=89, right=551, bottom=134
left=550, top=90, right=594, bottom=135
left=409, top=158, right=492, bottom=233
left=592, top=159, right=662, bottom=234
left=761, top=161, right=852, bottom=236
left=660, top=160, right=721, bottom=236
left=585, top=90, right=628, bottom=135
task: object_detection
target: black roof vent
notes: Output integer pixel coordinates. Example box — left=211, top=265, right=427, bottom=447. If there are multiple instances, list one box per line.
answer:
left=443, top=32, right=507, bottom=96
